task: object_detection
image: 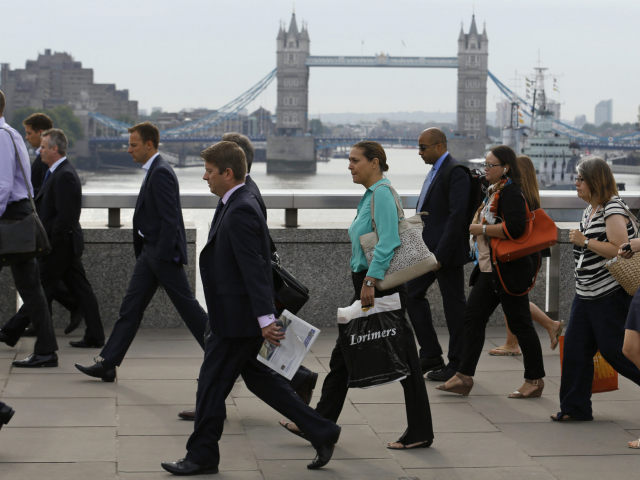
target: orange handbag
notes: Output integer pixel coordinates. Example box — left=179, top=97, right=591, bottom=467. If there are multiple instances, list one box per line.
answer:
left=559, top=336, right=618, bottom=393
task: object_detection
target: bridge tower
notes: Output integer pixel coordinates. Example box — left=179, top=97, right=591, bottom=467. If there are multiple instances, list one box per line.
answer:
left=456, top=16, right=488, bottom=139
left=276, top=12, right=310, bottom=135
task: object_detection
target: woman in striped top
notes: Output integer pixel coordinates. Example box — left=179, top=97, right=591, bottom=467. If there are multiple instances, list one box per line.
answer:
left=552, top=156, right=640, bottom=422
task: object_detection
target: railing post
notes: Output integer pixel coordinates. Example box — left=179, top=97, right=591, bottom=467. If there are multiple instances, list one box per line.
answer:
left=546, top=243, right=560, bottom=320
left=108, top=208, right=121, bottom=228
left=285, top=208, right=298, bottom=228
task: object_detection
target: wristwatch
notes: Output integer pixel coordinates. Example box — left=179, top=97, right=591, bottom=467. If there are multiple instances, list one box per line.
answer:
left=584, top=238, right=590, bottom=248
left=363, top=279, right=376, bottom=287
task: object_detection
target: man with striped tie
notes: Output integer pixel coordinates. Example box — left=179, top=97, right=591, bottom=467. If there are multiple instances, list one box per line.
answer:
left=406, top=128, right=470, bottom=382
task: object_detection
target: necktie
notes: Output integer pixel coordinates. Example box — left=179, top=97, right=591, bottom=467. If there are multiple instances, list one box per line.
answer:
left=417, top=167, right=436, bottom=212
left=43, top=169, right=51, bottom=185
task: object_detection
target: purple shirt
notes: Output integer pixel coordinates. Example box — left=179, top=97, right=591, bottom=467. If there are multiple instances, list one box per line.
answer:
left=0, top=118, right=34, bottom=216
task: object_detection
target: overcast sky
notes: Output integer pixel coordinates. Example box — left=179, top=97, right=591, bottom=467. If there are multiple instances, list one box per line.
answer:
left=2, top=0, right=639, bottom=123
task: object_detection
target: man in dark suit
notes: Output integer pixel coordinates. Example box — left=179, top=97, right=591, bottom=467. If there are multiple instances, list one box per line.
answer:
left=75, top=122, right=208, bottom=381
left=1, top=128, right=105, bottom=365
left=177, top=132, right=318, bottom=421
left=406, top=128, right=470, bottom=382
left=5, top=113, right=84, bottom=338
left=162, top=141, right=340, bottom=475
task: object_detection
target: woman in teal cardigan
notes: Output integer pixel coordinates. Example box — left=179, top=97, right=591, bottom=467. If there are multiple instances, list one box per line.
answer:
left=280, top=141, right=434, bottom=450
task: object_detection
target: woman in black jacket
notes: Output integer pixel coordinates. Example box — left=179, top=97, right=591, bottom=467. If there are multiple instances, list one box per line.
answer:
left=436, top=145, right=546, bottom=397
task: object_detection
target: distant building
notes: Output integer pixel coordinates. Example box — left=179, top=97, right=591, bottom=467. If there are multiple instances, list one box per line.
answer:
left=0, top=49, right=137, bottom=122
left=546, top=99, right=561, bottom=120
left=594, top=100, right=613, bottom=126
left=139, top=109, right=148, bottom=117
left=496, top=101, right=511, bottom=128
left=574, top=114, right=587, bottom=128
left=152, top=107, right=163, bottom=114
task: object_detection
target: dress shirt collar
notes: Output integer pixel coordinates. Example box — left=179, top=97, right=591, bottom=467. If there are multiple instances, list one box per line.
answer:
left=431, top=151, right=449, bottom=173
left=142, top=152, right=160, bottom=171
left=49, top=156, right=67, bottom=174
left=36, top=147, right=42, bottom=156
left=0, top=116, right=6, bottom=126
left=221, top=183, right=245, bottom=204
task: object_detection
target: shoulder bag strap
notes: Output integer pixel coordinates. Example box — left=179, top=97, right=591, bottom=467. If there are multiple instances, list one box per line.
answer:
left=1, top=127, right=37, bottom=214
left=499, top=193, right=534, bottom=244
left=369, top=183, right=404, bottom=232
left=611, top=198, right=640, bottom=238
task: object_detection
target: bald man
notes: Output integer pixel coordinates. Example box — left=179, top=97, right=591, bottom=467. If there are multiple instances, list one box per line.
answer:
left=406, top=128, right=470, bottom=382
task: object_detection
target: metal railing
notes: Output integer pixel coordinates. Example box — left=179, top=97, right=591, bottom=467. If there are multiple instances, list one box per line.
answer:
left=82, top=190, right=640, bottom=228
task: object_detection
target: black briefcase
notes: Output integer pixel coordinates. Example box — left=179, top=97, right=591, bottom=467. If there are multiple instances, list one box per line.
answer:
left=272, top=253, right=309, bottom=315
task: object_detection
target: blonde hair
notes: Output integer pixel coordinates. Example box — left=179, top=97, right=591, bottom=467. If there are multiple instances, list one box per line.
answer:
left=516, top=155, right=541, bottom=211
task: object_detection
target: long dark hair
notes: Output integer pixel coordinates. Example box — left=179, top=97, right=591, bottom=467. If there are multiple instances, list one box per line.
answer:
left=517, top=155, right=540, bottom=210
left=352, top=141, right=389, bottom=172
left=490, top=145, right=521, bottom=186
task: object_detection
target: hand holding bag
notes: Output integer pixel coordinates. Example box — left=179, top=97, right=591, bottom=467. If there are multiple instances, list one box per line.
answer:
left=0, top=127, right=51, bottom=266
left=605, top=199, right=640, bottom=295
left=359, top=183, right=437, bottom=290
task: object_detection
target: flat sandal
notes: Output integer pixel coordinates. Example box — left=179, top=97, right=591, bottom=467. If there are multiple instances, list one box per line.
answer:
left=387, top=439, right=433, bottom=450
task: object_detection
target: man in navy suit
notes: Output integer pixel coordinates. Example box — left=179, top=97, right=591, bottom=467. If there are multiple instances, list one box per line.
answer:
left=76, top=122, right=208, bottom=381
left=162, top=142, right=340, bottom=475
left=406, top=128, right=470, bottom=382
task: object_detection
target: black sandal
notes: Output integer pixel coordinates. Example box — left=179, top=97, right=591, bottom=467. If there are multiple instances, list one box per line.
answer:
left=387, top=439, right=433, bottom=450
left=550, top=412, right=579, bottom=422
left=279, top=420, right=307, bottom=440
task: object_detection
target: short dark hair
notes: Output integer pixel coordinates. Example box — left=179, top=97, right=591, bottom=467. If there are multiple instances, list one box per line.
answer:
left=0, top=90, right=5, bottom=117
left=41, top=128, right=68, bottom=156
left=23, top=113, right=53, bottom=132
left=577, top=155, right=618, bottom=205
left=128, top=122, right=160, bottom=149
left=222, top=132, right=255, bottom=172
left=490, top=144, right=521, bottom=185
left=352, top=141, right=389, bottom=172
left=201, top=141, right=246, bottom=181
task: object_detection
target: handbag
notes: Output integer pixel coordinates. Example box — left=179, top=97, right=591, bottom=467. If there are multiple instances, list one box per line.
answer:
left=605, top=199, right=640, bottom=295
left=0, top=127, right=51, bottom=267
left=559, top=336, right=618, bottom=393
left=272, top=252, right=310, bottom=315
left=338, top=293, right=410, bottom=388
left=359, top=183, right=438, bottom=290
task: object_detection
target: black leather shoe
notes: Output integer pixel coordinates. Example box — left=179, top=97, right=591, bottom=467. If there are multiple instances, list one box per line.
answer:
left=13, top=353, right=58, bottom=368
left=178, top=409, right=196, bottom=420
left=161, top=458, right=218, bottom=476
left=296, top=371, right=318, bottom=406
left=70, top=338, right=105, bottom=348
left=0, top=331, right=17, bottom=348
left=65, top=309, right=84, bottom=335
left=75, top=361, right=116, bottom=382
left=420, top=356, right=445, bottom=375
left=308, top=425, right=341, bottom=470
left=22, top=326, right=36, bottom=337
left=0, top=402, right=15, bottom=431
left=426, top=367, right=457, bottom=382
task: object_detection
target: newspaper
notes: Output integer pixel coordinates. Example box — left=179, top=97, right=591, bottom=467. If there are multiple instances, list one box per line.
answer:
left=257, top=310, right=320, bottom=380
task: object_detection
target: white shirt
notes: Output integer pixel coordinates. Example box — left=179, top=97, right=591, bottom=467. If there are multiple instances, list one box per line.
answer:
left=35, top=147, right=42, bottom=156
left=48, top=156, right=67, bottom=174
left=0, top=117, right=33, bottom=215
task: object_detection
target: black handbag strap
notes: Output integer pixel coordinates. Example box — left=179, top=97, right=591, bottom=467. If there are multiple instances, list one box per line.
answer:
left=1, top=126, right=37, bottom=214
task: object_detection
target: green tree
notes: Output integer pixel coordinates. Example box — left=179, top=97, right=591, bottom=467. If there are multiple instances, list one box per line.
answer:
left=9, top=105, right=84, bottom=148
left=310, top=118, right=324, bottom=135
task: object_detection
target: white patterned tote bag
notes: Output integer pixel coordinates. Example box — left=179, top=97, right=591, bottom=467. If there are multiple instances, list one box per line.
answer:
left=359, top=183, right=438, bottom=290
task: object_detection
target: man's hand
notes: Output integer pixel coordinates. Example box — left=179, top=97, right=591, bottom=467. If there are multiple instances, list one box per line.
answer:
left=262, top=322, right=285, bottom=346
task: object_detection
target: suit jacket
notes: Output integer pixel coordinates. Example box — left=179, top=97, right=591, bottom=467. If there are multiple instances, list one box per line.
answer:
left=31, top=154, right=48, bottom=198
left=200, top=185, right=277, bottom=338
left=132, top=155, right=188, bottom=264
left=35, top=159, right=84, bottom=255
left=419, top=153, right=471, bottom=267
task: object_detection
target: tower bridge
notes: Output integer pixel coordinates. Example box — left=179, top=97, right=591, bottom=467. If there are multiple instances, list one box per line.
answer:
left=87, top=12, right=639, bottom=169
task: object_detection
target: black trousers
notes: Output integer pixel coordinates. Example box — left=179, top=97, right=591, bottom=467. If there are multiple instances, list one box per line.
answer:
left=0, top=200, right=56, bottom=354
left=459, top=272, right=545, bottom=380
left=3, top=241, right=103, bottom=344
left=314, top=271, right=434, bottom=445
left=407, top=265, right=466, bottom=370
left=560, top=290, right=640, bottom=420
left=186, top=333, right=339, bottom=466
left=100, top=243, right=207, bottom=366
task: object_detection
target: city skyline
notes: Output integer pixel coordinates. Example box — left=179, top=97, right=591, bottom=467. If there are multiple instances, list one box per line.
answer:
left=2, top=0, right=638, bottom=123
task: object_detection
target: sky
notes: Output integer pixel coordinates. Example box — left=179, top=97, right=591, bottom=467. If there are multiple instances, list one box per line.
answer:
left=2, top=0, right=639, bottom=124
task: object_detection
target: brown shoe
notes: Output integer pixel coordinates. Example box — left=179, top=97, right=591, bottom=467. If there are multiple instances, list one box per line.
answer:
left=178, top=408, right=195, bottom=420
left=509, top=378, right=544, bottom=399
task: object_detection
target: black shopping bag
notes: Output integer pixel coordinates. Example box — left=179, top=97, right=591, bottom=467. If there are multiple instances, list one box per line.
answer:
left=338, top=293, right=410, bottom=389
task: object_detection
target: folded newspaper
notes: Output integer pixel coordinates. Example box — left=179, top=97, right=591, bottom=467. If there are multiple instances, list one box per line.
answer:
left=257, top=310, right=320, bottom=380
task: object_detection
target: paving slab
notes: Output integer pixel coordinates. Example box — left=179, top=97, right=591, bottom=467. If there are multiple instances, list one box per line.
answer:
left=259, top=458, right=407, bottom=480
left=537, top=455, right=640, bottom=480
left=0, top=344, right=18, bottom=358
left=120, top=340, right=204, bottom=359
left=117, top=379, right=215, bottom=406
left=592, top=400, right=640, bottom=429
left=405, top=465, right=557, bottom=480
left=0, top=359, right=12, bottom=379
left=356, top=402, right=497, bottom=434
left=0, top=462, right=116, bottom=480
left=119, top=472, right=262, bottom=480
left=4, top=398, right=115, bottom=427
left=116, top=358, right=203, bottom=380
left=117, top=434, right=258, bottom=472
left=2, top=373, right=117, bottom=398
left=390, top=432, right=538, bottom=469
left=496, top=421, right=639, bottom=456
left=0, top=427, right=115, bottom=462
